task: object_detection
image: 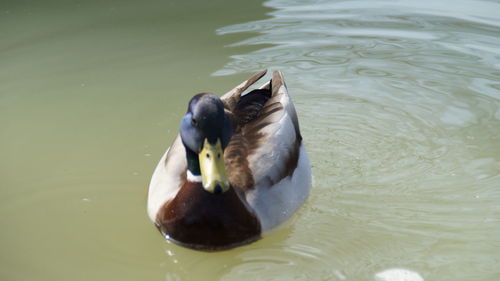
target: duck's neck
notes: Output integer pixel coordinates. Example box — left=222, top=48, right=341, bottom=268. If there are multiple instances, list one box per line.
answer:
left=185, top=147, right=201, bottom=177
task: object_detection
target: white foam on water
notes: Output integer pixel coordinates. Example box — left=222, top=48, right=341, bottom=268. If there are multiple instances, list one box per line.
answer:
left=374, top=268, right=423, bottom=281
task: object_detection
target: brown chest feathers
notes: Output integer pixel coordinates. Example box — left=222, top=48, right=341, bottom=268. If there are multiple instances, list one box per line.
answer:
left=156, top=181, right=261, bottom=251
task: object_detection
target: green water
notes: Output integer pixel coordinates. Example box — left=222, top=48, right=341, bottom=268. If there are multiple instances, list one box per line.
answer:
left=1, top=0, right=499, bottom=280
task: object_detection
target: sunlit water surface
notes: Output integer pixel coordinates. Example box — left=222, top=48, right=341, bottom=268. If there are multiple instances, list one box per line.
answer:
left=1, top=0, right=499, bottom=281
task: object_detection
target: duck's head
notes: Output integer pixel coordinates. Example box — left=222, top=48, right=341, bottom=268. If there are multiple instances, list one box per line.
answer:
left=180, top=93, right=232, bottom=194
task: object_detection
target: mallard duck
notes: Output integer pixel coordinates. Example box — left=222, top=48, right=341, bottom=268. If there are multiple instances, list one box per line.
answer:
left=147, top=70, right=311, bottom=250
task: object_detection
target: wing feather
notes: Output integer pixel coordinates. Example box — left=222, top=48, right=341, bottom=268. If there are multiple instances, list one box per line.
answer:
left=225, top=71, right=302, bottom=190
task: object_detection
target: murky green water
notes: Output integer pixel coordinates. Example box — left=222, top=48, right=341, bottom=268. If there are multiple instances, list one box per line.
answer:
left=1, top=0, right=499, bottom=280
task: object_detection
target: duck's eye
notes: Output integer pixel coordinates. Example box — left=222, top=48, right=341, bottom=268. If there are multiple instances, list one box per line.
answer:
left=206, top=153, right=210, bottom=159
left=217, top=153, right=221, bottom=158
left=191, top=118, right=198, bottom=126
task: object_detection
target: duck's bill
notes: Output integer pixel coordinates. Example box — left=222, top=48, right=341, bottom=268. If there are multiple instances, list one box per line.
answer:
left=198, top=138, right=230, bottom=194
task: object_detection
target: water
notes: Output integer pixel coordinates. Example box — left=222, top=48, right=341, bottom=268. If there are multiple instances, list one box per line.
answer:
left=1, top=0, right=499, bottom=280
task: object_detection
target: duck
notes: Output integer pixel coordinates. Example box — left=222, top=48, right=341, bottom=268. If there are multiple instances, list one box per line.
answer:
left=147, top=70, right=312, bottom=251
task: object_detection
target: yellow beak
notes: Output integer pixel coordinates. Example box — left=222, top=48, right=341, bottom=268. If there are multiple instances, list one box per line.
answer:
left=198, top=138, right=230, bottom=194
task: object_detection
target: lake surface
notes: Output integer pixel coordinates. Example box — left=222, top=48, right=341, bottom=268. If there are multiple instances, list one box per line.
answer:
left=1, top=0, right=499, bottom=280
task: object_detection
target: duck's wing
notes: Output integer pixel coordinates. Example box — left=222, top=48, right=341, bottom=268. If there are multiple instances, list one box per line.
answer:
left=225, top=70, right=311, bottom=232
left=251, top=71, right=303, bottom=187
left=224, top=70, right=303, bottom=190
